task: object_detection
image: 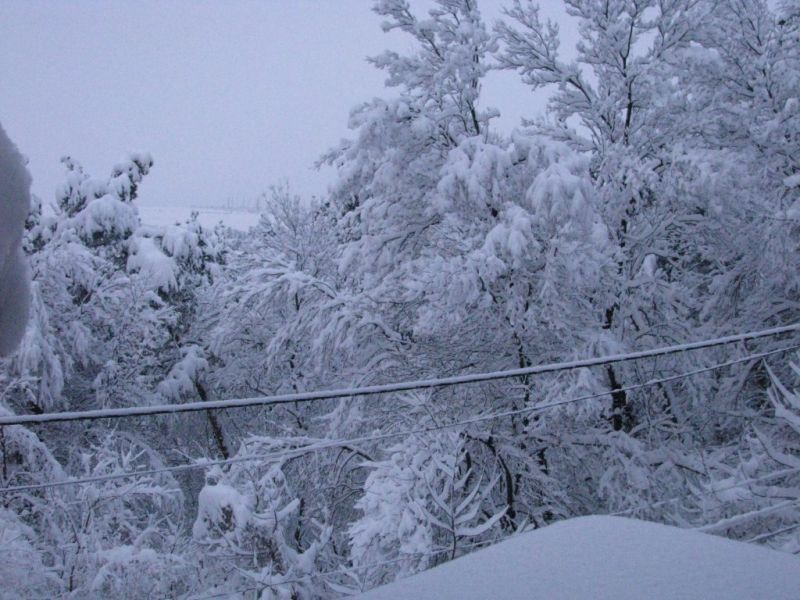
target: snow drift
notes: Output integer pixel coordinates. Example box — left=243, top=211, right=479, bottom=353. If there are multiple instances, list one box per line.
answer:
left=0, top=123, right=31, bottom=356
left=354, top=516, right=800, bottom=600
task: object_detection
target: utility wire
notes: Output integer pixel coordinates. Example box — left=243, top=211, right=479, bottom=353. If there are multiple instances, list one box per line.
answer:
left=746, top=522, right=800, bottom=544
left=1, top=323, right=797, bottom=427
left=610, top=466, right=800, bottom=516
left=696, top=499, right=800, bottom=533
left=1, top=343, right=796, bottom=495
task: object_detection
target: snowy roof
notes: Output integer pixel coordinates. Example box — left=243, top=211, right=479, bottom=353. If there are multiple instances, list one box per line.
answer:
left=354, top=516, right=800, bottom=600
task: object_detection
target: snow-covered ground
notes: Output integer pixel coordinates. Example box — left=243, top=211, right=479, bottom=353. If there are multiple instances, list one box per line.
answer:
left=355, top=516, right=800, bottom=600
left=137, top=205, right=260, bottom=231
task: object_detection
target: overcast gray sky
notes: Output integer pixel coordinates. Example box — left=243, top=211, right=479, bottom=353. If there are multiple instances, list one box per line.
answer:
left=0, top=1, right=575, bottom=208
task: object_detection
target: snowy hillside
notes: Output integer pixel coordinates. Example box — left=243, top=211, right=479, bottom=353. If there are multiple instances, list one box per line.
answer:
left=138, top=204, right=260, bottom=231
left=355, top=517, right=800, bottom=600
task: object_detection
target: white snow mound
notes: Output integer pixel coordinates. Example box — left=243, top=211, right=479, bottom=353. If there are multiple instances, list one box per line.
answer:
left=354, top=516, right=800, bottom=600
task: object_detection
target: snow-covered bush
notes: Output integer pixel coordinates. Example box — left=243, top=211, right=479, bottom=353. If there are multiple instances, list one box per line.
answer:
left=349, top=431, right=504, bottom=589
left=192, top=458, right=332, bottom=600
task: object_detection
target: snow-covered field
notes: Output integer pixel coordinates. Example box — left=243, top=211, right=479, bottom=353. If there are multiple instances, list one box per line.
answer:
left=137, top=204, right=260, bottom=231
left=355, top=517, right=800, bottom=600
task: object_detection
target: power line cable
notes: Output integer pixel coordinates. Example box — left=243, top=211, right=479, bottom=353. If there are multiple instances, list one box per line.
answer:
left=746, top=522, right=800, bottom=544
left=2, top=323, right=796, bottom=427
left=697, top=499, right=799, bottom=532
left=1, top=343, right=795, bottom=495
left=610, top=466, right=800, bottom=516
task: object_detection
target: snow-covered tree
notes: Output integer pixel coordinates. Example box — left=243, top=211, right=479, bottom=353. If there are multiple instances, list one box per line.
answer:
left=1, top=154, right=161, bottom=416
left=3, top=154, right=225, bottom=440
left=0, top=405, right=187, bottom=598
left=44, top=436, right=186, bottom=599
left=207, top=187, right=340, bottom=398
left=497, top=0, right=718, bottom=429
left=191, top=455, right=332, bottom=600
left=322, top=0, right=496, bottom=283
left=688, top=355, right=800, bottom=552
left=349, top=431, right=504, bottom=589
left=0, top=508, right=53, bottom=599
